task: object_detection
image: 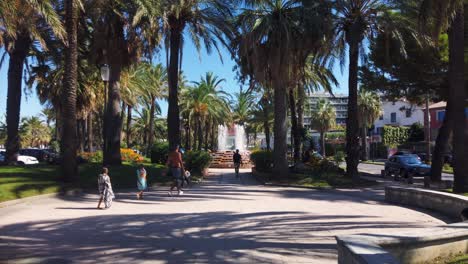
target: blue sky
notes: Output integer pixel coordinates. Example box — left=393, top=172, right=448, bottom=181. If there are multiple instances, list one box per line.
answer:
left=0, top=41, right=349, bottom=119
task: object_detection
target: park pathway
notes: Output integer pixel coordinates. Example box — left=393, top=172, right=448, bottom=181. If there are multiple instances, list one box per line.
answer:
left=0, top=169, right=446, bottom=264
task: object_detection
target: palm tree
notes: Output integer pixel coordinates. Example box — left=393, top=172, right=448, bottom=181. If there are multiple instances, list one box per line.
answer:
left=232, top=91, right=255, bottom=126
left=420, top=0, right=467, bottom=192
left=134, top=0, right=236, bottom=149
left=333, top=0, right=410, bottom=179
left=134, top=63, right=167, bottom=154
left=19, top=116, right=51, bottom=148
left=311, top=99, right=336, bottom=158
left=0, top=0, right=64, bottom=163
left=235, top=0, right=329, bottom=177
left=61, top=0, right=79, bottom=181
left=249, top=95, right=274, bottom=150
left=357, top=89, right=382, bottom=161
left=180, top=73, right=231, bottom=150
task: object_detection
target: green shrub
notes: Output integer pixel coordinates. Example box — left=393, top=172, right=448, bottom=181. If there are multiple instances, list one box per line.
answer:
left=184, top=151, right=212, bottom=175
left=334, top=151, right=345, bottom=164
left=151, top=142, right=169, bottom=164
left=250, top=150, right=273, bottom=172
left=80, top=151, right=103, bottom=163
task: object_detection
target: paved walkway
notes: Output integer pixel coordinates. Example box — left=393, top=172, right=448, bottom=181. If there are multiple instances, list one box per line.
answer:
left=0, top=169, right=446, bottom=264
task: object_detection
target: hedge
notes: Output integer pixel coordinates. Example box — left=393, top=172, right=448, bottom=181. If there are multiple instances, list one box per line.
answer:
left=382, top=126, right=409, bottom=147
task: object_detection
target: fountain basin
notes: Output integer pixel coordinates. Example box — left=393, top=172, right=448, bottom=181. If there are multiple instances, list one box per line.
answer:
left=210, top=150, right=251, bottom=168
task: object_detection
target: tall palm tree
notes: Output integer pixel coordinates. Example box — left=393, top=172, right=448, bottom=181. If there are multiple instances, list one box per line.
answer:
left=420, top=0, right=467, bottom=192
left=235, top=0, right=329, bottom=177
left=180, top=73, right=231, bottom=150
left=232, top=91, right=255, bottom=126
left=61, top=0, right=79, bottom=181
left=134, top=63, right=167, bottom=154
left=311, top=99, right=336, bottom=158
left=134, top=0, right=236, bottom=149
left=19, top=116, right=51, bottom=148
left=357, top=89, right=382, bottom=161
left=333, top=0, right=409, bottom=179
left=0, top=0, right=64, bottom=163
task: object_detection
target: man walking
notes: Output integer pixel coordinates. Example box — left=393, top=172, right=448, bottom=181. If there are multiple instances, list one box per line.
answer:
left=166, top=145, right=185, bottom=196
left=233, top=149, right=242, bottom=178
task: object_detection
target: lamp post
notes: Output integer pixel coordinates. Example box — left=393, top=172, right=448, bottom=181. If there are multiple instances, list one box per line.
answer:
left=100, top=64, right=110, bottom=155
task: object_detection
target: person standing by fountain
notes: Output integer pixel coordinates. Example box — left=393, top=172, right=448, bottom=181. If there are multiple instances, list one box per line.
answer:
left=233, top=149, right=242, bottom=178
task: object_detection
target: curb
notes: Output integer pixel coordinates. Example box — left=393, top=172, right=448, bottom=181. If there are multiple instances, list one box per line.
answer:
left=0, top=189, right=85, bottom=208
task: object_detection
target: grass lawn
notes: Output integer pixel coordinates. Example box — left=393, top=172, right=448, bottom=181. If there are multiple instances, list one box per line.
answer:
left=0, top=162, right=169, bottom=203
left=255, top=171, right=377, bottom=189
left=432, top=253, right=468, bottom=264
left=442, top=188, right=468, bottom=197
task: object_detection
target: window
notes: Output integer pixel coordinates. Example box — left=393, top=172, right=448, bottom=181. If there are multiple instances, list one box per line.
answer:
left=379, top=114, right=383, bottom=120
left=405, top=109, right=412, bottom=118
left=437, top=110, right=445, bottom=121
left=391, top=112, right=397, bottom=123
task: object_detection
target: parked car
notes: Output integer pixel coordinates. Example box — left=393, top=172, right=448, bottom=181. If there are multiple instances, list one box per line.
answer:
left=0, top=151, right=39, bottom=165
left=19, top=148, right=50, bottom=162
left=384, top=154, right=431, bottom=183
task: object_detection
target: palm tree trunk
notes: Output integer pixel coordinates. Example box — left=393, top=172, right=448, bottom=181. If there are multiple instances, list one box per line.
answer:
left=272, top=50, right=289, bottom=177
left=103, top=18, right=125, bottom=166
left=449, top=8, right=468, bottom=193
left=167, top=19, right=184, bottom=149
left=204, top=119, right=209, bottom=150
left=431, top=101, right=452, bottom=182
left=77, top=119, right=85, bottom=152
left=197, top=117, right=203, bottom=151
left=147, top=96, right=156, bottom=155
left=320, top=132, right=326, bottom=157
left=121, top=101, right=126, bottom=134
left=345, top=30, right=361, bottom=180
left=193, top=119, right=198, bottom=151
left=126, top=105, right=132, bottom=148
left=211, top=122, right=216, bottom=150
left=87, top=112, right=94, bottom=152
left=185, top=118, right=191, bottom=150
left=297, top=84, right=305, bottom=159
left=361, top=124, right=368, bottom=161
left=289, top=86, right=301, bottom=163
left=61, top=0, right=79, bottom=182
left=262, top=98, right=271, bottom=150
left=5, top=34, right=31, bottom=163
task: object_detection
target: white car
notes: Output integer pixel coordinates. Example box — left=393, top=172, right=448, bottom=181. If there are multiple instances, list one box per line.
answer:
left=0, top=151, right=39, bottom=165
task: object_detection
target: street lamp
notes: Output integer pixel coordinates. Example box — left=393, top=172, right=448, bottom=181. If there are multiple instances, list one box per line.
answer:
left=100, top=64, right=110, bottom=155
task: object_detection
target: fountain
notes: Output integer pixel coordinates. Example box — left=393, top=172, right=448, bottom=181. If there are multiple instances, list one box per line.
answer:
left=210, top=124, right=251, bottom=168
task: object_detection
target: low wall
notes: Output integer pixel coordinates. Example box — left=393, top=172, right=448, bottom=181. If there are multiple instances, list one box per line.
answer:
left=336, top=222, right=468, bottom=264
left=385, top=186, right=468, bottom=220
left=336, top=187, right=468, bottom=263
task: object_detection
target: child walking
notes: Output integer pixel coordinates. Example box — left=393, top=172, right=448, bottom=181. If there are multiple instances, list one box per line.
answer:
left=97, top=167, right=115, bottom=209
left=136, top=164, right=147, bottom=199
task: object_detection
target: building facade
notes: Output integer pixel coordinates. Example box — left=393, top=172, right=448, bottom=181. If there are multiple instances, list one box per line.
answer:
left=372, top=100, right=425, bottom=135
left=424, top=101, right=468, bottom=140
left=304, top=92, right=348, bottom=130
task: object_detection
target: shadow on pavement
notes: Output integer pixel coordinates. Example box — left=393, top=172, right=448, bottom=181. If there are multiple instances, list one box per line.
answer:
left=0, top=211, right=430, bottom=263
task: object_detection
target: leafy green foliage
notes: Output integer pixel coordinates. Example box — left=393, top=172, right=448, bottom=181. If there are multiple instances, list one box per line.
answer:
left=184, top=151, right=212, bottom=175
left=382, top=126, right=410, bottom=147
left=408, top=123, right=425, bottom=142
left=150, top=142, right=169, bottom=164
left=0, top=163, right=167, bottom=202
left=250, top=150, right=273, bottom=173
left=334, top=151, right=345, bottom=165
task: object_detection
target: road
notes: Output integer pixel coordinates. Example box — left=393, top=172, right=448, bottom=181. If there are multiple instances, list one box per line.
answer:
left=358, top=162, right=454, bottom=181
left=0, top=169, right=446, bottom=264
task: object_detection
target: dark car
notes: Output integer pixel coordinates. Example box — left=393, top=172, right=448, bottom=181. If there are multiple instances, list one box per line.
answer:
left=384, top=154, right=431, bottom=183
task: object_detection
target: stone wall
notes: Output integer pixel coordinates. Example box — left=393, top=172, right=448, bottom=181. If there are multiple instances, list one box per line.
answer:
left=336, top=187, right=468, bottom=263
left=385, top=186, right=468, bottom=220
